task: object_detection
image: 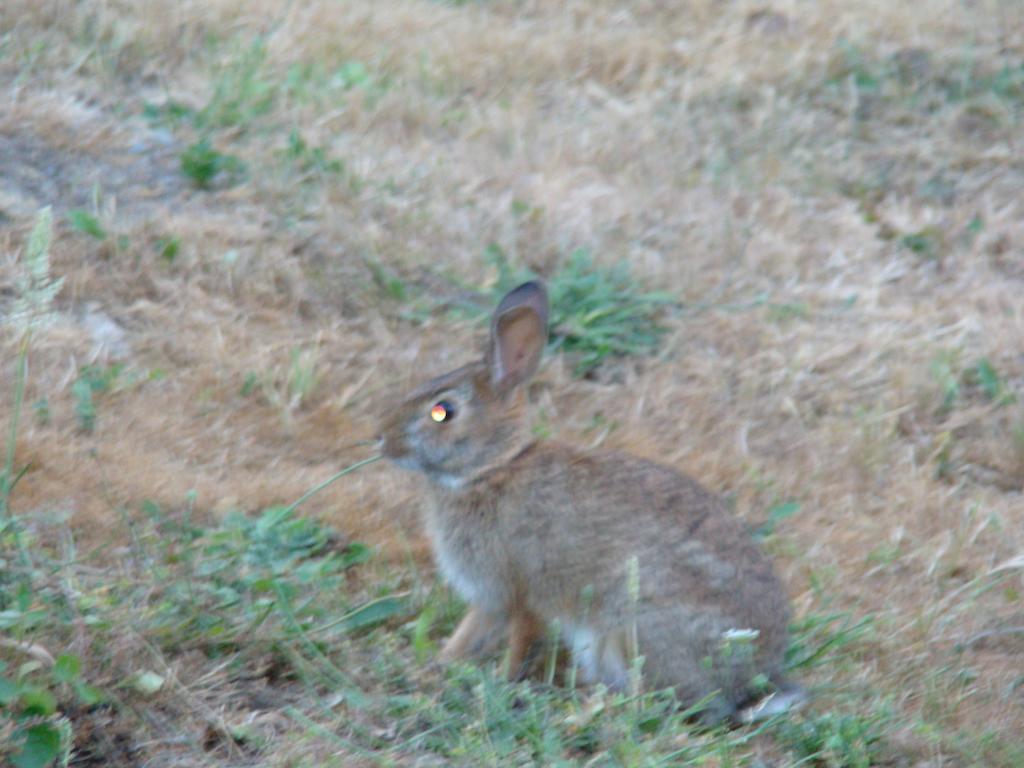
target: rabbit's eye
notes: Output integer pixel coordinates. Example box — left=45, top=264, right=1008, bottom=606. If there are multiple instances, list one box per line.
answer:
left=430, top=400, right=455, bottom=423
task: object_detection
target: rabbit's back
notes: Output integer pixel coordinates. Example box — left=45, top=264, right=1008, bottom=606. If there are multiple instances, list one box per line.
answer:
left=433, top=441, right=789, bottom=628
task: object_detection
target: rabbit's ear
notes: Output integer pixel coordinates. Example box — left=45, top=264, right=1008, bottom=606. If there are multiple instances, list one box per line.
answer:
left=488, top=281, right=549, bottom=392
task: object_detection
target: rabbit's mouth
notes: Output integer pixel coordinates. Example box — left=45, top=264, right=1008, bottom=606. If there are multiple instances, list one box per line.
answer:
left=381, top=435, right=470, bottom=489
left=380, top=433, right=432, bottom=474
left=380, top=429, right=412, bottom=461
left=385, top=447, right=462, bottom=483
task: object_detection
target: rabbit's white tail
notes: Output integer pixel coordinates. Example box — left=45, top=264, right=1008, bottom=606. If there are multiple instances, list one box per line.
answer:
left=738, top=684, right=807, bottom=723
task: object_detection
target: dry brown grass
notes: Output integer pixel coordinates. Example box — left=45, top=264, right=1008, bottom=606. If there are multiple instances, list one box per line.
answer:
left=2, top=0, right=1024, bottom=764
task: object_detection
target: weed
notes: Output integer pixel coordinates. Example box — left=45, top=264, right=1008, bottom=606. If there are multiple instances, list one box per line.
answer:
left=775, top=709, right=888, bottom=768
left=3, top=208, right=62, bottom=518
left=1013, top=424, right=1024, bottom=467
left=901, top=228, right=943, bottom=260
left=827, top=39, right=886, bottom=93
left=196, top=36, right=275, bottom=131
left=66, top=209, right=106, bottom=240
left=1, top=469, right=98, bottom=768
left=154, top=235, right=180, bottom=263
left=765, top=301, right=809, bottom=323
left=866, top=543, right=903, bottom=566
left=132, top=497, right=401, bottom=693
left=943, top=61, right=1024, bottom=107
left=70, top=376, right=97, bottom=433
left=291, top=58, right=388, bottom=107
left=0, top=653, right=102, bottom=768
left=931, top=351, right=961, bottom=413
left=931, top=354, right=1017, bottom=415
left=787, top=611, right=874, bottom=672
left=2, top=713, right=68, bottom=768
left=141, top=99, right=195, bottom=127
left=932, top=429, right=955, bottom=479
left=0, top=456, right=386, bottom=767
left=411, top=599, right=438, bottom=665
left=364, top=256, right=408, bottom=301
left=256, top=346, right=324, bottom=416
left=335, top=60, right=373, bottom=91
left=179, top=138, right=245, bottom=189
left=240, top=371, right=259, bottom=397
left=287, top=348, right=321, bottom=409
left=148, top=48, right=383, bottom=130
left=285, top=130, right=344, bottom=175
left=824, top=39, right=1024, bottom=136
left=71, top=364, right=122, bottom=433
left=282, top=61, right=323, bottom=102
left=6, top=209, right=63, bottom=337
left=31, top=398, right=49, bottom=426
left=965, top=358, right=1015, bottom=406
left=754, top=500, right=801, bottom=540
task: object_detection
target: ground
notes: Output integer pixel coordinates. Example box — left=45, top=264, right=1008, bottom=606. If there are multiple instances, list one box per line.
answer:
left=1, top=1, right=1023, bottom=766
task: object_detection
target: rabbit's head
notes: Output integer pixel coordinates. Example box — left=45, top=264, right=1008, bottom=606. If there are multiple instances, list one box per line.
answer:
left=380, top=281, right=549, bottom=488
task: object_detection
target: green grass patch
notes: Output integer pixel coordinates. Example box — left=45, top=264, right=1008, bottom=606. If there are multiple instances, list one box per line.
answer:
left=965, top=358, right=1016, bottom=406
left=900, top=227, right=944, bottom=261
left=66, top=209, right=106, bottom=240
left=0, top=493, right=402, bottom=765
left=71, top=363, right=122, bottom=433
left=0, top=482, right=974, bottom=766
left=196, top=36, right=276, bottom=132
left=774, top=709, right=888, bottom=768
left=143, top=42, right=385, bottom=133
left=180, top=138, right=246, bottom=189
left=140, top=34, right=387, bottom=195
left=930, top=352, right=1018, bottom=414
left=466, top=246, right=676, bottom=376
left=824, top=40, right=1024, bottom=130
left=141, top=99, right=194, bottom=127
left=284, top=130, right=345, bottom=175
left=154, top=235, right=180, bottom=263
left=754, top=500, right=801, bottom=540
left=0, top=455, right=908, bottom=768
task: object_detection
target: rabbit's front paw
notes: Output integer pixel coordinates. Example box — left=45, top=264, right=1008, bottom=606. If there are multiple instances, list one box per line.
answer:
left=438, top=606, right=507, bottom=663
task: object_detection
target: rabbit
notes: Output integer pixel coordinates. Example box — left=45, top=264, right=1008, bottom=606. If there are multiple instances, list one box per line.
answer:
left=380, top=280, right=802, bottom=724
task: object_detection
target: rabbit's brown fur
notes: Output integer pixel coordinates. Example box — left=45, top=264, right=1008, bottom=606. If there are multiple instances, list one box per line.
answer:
left=380, top=281, right=796, bottom=723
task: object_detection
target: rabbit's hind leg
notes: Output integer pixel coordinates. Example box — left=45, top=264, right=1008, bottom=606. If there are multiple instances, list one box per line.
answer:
left=565, top=625, right=630, bottom=691
left=506, top=610, right=544, bottom=681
